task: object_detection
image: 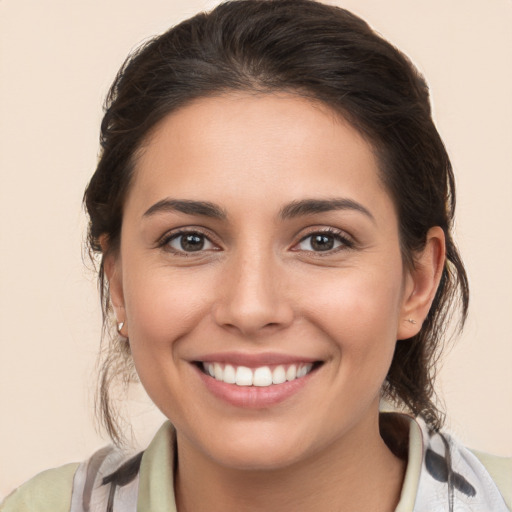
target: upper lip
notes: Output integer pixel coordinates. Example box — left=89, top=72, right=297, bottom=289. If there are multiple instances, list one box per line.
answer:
left=192, top=352, right=321, bottom=368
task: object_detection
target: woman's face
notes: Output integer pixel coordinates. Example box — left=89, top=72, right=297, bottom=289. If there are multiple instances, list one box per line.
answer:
left=109, top=93, right=422, bottom=470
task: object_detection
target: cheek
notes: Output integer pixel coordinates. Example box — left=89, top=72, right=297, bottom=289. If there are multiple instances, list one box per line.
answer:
left=302, top=263, right=404, bottom=372
left=123, top=265, right=215, bottom=357
left=308, top=265, right=403, bottom=330
left=120, top=265, right=218, bottom=421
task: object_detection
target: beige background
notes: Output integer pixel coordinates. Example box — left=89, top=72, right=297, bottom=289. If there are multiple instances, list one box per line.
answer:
left=1, top=0, right=511, bottom=498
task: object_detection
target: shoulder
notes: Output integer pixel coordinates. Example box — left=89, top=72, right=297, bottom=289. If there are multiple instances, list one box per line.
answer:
left=471, top=449, right=512, bottom=510
left=391, top=413, right=512, bottom=512
left=0, top=463, right=79, bottom=512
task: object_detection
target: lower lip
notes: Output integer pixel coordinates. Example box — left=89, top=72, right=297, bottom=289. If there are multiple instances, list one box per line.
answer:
left=195, top=365, right=316, bottom=408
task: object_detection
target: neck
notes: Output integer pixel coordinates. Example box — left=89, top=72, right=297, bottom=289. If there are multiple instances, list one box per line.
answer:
left=174, top=411, right=406, bottom=512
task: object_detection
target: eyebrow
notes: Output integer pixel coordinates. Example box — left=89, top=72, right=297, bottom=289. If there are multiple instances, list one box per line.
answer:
left=143, top=199, right=227, bottom=219
left=142, top=197, right=374, bottom=223
left=279, top=198, right=375, bottom=222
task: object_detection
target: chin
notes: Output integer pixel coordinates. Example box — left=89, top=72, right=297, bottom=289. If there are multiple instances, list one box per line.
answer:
left=211, top=442, right=305, bottom=472
left=196, top=422, right=313, bottom=471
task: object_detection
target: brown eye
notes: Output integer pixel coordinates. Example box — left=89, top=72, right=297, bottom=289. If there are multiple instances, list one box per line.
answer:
left=310, top=234, right=335, bottom=251
left=181, top=234, right=204, bottom=251
left=295, top=231, right=352, bottom=253
left=168, top=232, right=215, bottom=252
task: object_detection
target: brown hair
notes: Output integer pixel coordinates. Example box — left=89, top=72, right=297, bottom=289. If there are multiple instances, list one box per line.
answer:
left=84, top=0, right=468, bottom=444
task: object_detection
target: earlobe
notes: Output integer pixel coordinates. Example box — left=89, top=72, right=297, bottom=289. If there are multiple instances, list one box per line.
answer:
left=100, top=235, right=126, bottom=330
left=397, top=227, right=446, bottom=340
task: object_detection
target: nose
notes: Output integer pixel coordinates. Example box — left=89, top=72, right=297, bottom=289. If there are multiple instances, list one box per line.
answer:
left=212, top=249, right=294, bottom=338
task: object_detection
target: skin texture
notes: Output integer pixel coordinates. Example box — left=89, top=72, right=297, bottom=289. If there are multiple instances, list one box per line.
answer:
left=105, top=93, right=445, bottom=511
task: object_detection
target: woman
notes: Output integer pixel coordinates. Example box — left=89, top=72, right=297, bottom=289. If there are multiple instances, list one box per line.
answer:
left=2, top=1, right=510, bottom=511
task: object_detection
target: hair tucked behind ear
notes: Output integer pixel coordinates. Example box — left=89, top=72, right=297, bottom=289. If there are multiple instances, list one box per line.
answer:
left=96, top=324, right=137, bottom=445
left=85, top=0, right=468, bottom=443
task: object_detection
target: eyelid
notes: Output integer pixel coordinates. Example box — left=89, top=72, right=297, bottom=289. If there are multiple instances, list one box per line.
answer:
left=156, top=226, right=221, bottom=252
left=155, top=225, right=355, bottom=255
left=291, top=226, right=355, bottom=253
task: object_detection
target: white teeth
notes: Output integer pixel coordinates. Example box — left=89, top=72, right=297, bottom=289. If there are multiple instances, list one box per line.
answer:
left=235, top=366, right=253, bottom=386
left=214, top=363, right=223, bottom=381
left=297, top=365, right=307, bottom=378
left=301, top=363, right=313, bottom=376
left=272, top=365, right=286, bottom=384
left=286, top=365, right=297, bottom=381
left=223, top=364, right=236, bottom=384
left=202, top=362, right=315, bottom=387
left=253, top=367, right=273, bottom=387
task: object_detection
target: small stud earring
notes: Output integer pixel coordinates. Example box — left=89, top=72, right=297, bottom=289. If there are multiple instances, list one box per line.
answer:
left=407, top=318, right=417, bottom=324
left=117, top=322, right=126, bottom=337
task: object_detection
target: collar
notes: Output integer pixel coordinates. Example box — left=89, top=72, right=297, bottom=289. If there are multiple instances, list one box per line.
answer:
left=105, top=415, right=508, bottom=512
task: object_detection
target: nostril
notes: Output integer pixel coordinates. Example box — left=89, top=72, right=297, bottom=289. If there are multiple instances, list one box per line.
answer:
left=212, top=294, right=294, bottom=336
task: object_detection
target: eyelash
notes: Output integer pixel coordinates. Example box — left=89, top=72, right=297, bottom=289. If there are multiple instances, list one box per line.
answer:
left=158, top=228, right=219, bottom=256
left=157, top=227, right=355, bottom=256
left=292, top=227, right=355, bottom=255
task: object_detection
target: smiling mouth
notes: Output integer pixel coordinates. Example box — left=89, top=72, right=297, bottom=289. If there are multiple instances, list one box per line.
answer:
left=197, top=362, right=323, bottom=387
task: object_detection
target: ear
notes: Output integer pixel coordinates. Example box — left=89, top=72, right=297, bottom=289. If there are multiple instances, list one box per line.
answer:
left=397, top=226, right=446, bottom=340
left=100, top=235, right=126, bottom=332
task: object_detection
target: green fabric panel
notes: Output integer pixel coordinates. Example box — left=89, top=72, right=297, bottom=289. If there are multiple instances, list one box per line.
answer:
left=472, top=450, right=512, bottom=510
left=137, top=421, right=177, bottom=512
left=0, top=463, right=79, bottom=512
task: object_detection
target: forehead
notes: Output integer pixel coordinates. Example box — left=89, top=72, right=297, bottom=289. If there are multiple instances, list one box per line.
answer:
left=126, top=92, right=393, bottom=220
